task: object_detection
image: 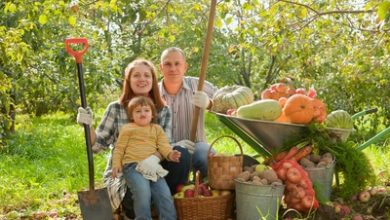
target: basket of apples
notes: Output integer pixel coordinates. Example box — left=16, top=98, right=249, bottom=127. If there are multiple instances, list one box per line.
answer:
left=174, top=170, right=234, bottom=220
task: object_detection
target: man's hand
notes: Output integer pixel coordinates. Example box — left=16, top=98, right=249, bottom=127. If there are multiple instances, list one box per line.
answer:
left=77, top=107, right=93, bottom=125
left=192, top=91, right=210, bottom=109
left=174, top=140, right=195, bottom=154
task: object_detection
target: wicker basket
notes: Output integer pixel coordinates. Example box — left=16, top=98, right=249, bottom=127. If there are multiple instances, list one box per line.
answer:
left=174, top=171, right=234, bottom=220
left=207, top=135, right=243, bottom=190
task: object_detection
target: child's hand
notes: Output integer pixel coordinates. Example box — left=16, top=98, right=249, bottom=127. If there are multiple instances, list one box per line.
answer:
left=168, top=150, right=181, bottom=162
left=112, top=167, right=121, bottom=178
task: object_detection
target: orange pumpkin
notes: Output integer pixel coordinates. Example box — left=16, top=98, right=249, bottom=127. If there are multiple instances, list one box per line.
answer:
left=278, top=97, right=287, bottom=108
left=283, top=94, right=314, bottom=124
left=275, top=111, right=291, bottom=123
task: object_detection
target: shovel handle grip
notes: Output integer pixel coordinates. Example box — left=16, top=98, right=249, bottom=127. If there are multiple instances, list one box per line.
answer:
left=65, top=38, right=89, bottom=64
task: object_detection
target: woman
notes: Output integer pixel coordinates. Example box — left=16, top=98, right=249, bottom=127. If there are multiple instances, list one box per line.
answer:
left=77, top=58, right=190, bottom=218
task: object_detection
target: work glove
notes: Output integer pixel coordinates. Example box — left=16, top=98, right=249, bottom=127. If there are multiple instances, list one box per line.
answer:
left=136, top=155, right=165, bottom=182
left=192, top=91, right=210, bottom=109
left=77, top=107, right=93, bottom=125
left=174, top=140, right=195, bottom=154
left=156, top=166, right=169, bottom=178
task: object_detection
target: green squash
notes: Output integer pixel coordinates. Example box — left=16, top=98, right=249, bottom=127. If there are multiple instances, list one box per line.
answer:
left=212, top=85, right=254, bottom=113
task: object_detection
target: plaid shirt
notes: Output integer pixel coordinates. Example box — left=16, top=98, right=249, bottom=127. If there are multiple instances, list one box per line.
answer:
left=159, top=76, right=216, bottom=143
left=94, top=100, right=172, bottom=210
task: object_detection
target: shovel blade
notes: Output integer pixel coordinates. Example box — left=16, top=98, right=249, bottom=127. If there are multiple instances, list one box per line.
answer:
left=78, top=188, right=113, bottom=220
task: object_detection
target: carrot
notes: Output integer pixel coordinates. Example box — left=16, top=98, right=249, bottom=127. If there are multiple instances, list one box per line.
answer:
left=291, top=145, right=313, bottom=161
left=282, top=146, right=299, bottom=161
left=273, top=151, right=288, bottom=162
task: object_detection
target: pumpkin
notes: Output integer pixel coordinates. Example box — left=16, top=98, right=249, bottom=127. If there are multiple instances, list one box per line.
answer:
left=274, top=111, right=291, bottom=123
left=325, top=110, right=353, bottom=129
left=212, top=85, right=254, bottom=113
left=283, top=94, right=314, bottom=124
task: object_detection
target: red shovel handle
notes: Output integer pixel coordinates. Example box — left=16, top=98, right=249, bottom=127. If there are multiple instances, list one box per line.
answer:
left=65, top=38, right=89, bottom=64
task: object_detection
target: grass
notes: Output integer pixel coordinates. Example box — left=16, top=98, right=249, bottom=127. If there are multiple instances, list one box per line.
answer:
left=0, top=111, right=389, bottom=219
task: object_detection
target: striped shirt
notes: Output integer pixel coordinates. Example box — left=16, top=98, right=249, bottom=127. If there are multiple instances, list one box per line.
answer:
left=94, top=100, right=172, bottom=210
left=159, top=76, right=217, bottom=143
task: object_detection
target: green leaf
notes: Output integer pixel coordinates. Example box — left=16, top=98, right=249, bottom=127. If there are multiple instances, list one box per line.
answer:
left=4, top=3, right=17, bottom=14
left=377, top=1, right=390, bottom=21
left=68, top=15, right=76, bottom=27
left=38, top=15, right=48, bottom=25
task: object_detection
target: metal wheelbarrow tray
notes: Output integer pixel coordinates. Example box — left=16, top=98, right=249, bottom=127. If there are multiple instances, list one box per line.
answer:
left=211, top=112, right=309, bottom=157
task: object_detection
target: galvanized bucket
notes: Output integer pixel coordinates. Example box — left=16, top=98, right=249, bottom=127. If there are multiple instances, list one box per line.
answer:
left=235, top=180, right=285, bottom=220
left=304, top=160, right=335, bottom=201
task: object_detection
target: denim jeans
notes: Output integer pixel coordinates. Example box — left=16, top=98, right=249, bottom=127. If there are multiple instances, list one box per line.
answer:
left=122, top=163, right=176, bottom=220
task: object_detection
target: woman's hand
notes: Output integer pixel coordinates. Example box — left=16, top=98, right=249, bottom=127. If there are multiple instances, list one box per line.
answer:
left=168, top=150, right=181, bottom=162
left=112, top=167, right=121, bottom=178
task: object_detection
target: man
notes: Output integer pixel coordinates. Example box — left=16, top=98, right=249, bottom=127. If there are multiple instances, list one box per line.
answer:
left=158, top=47, right=217, bottom=189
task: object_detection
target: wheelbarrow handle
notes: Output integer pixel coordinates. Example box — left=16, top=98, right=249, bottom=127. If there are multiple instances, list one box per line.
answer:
left=65, top=38, right=89, bottom=64
left=351, top=107, right=378, bottom=120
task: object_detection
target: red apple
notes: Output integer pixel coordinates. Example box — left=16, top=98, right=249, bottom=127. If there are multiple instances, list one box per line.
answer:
left=176, top=184, right=184, bottom=193
left=184, top=189, right=195, bottom=198
left=203, top=189, right=212, bottom=197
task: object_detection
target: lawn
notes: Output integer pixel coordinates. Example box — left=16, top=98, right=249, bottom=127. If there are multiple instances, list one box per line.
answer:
left=0, top=111, right=389, bottom=219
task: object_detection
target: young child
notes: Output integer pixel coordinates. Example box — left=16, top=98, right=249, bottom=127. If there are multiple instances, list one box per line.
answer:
left=112, top=96, right=180, bottom=220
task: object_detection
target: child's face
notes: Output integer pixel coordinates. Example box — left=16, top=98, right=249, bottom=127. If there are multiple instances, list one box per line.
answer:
left=132, top=104, right=152, bottom=126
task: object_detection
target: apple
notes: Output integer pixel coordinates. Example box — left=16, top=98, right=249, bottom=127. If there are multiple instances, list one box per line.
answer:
left=211, top=190, right=220, bottom=197
left=220, top=190, right=231, bottom=196
left=255, top=164, right=268, bottom=173
left=184, top=189, right=195, bottom=198
left=174, top=191, right=184, bottom=199
left=358, top=190, right=371, bottom=202
left=340, top=205, right=351, bottom=216
left=203, top=189, right=212, bottom=197
left=197, top=183, right=208, bottom=195
left=181, top=184, right=195, bottom=192
left=176, top=184, right=184, bottom=193
left=352, top=214, right=363, bottom=220
left=334, top=203, right=342, bottom=213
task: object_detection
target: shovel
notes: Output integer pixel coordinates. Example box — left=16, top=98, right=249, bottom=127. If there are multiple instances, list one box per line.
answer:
left=65, top=38, right=113, bottom=220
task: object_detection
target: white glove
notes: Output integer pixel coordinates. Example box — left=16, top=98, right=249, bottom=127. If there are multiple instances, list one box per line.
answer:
left=192, top=91, right=210, bottom=109
left=174, top=140, right=195, bottom=154
left=136, top=155, right=163, bottom=182
left=77, top=107, right=93, bottom=125
left=156, top=166, right=169, bottom=178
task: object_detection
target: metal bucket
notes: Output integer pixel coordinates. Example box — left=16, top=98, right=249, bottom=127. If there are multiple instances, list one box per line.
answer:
left=304, top=160, right=335, bottom=201
left=235, top=180, right=284, bottom=220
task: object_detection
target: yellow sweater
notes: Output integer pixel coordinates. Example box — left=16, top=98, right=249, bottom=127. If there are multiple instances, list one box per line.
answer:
left=112, top=123, right=172, bottom=169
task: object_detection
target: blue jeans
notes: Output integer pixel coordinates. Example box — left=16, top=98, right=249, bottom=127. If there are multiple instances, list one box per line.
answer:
left=162, top=142, right=215, bottom=193
left=122, top=163, right=176, bottom=220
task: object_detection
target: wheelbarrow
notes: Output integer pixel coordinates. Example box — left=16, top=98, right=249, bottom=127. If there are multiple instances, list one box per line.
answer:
left=211, top=107, right=390, bottom=157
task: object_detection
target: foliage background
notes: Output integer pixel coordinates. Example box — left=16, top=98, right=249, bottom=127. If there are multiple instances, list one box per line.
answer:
left=1, top=0, right=390, bottom=141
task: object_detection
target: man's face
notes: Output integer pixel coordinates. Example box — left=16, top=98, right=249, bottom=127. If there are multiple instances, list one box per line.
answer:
left=160, top=51, right=188, bottom=83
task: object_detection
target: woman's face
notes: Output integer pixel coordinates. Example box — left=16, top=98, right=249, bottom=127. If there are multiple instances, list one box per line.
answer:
left=130, top=63, right=153, bottom=96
